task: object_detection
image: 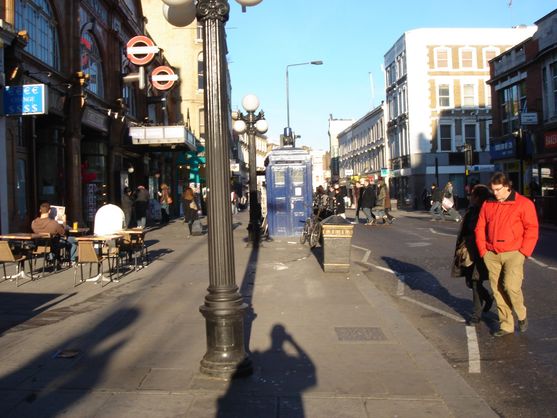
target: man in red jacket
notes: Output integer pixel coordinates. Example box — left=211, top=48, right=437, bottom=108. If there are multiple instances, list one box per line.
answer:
left=475, top=172, right=539, bottom=337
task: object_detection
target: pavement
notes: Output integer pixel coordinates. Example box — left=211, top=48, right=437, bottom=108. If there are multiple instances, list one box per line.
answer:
left=0, top=209, right=498, bottom=418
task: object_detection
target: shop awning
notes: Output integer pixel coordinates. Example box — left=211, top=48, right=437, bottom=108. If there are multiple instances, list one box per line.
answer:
left=129, top=125, right=197, bottom=151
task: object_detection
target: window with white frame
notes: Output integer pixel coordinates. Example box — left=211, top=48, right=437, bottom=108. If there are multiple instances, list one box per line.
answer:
left=483, top=48, right=499, bottom=69
left=439, top=124, right=452, bottom=151
left=15, top=0, right=60, bottom=69
left=459, top=48, right=475, bottom=69
left=196, top=22, right=203, bottom=42
left=435, top=48, right=450, bottom=69
left=464, top=123, right=476, bottom=150
left=462, top=83, right=475, bottom=107
left=485, top=83, right=492, bottom=107
left=197, top=52, right=204, bottom=90
left=438, top=84, right=451, bottom=107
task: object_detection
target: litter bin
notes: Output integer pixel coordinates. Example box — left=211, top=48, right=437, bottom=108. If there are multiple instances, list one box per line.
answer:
left=321, top=215, right=354, bottom=273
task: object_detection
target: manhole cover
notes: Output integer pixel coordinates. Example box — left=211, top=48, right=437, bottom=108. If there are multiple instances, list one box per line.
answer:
left=335, top=327, right=386, bottom=341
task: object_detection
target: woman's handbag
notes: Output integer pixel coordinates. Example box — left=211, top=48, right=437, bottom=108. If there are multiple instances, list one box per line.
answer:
left=189, top=200, right=197, bottom=210
left=442, top=197, right=454, bottom=210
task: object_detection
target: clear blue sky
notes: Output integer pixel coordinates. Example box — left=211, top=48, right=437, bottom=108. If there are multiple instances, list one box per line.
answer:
left=226, top=0, right=556, bottom=151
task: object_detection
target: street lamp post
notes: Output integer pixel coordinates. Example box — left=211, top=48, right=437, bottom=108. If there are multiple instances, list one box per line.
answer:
left=285, top=60, right=323, bottom=144
left=162, top=0, right=262, bottom=379
left=233, top=94, right=268, bottom=246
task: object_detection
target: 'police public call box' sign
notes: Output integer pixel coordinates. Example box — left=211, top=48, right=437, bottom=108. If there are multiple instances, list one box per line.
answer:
left=3, top=84, right=48, bottom=116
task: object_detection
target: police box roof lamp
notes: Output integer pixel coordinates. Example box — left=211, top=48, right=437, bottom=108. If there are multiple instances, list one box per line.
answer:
left=122, top=66, right=145, bottom=90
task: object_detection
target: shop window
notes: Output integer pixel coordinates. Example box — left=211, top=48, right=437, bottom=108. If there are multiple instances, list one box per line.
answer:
left=15, top=0, right=60, bottom=69
left=15, top=159, right=28, bottom=222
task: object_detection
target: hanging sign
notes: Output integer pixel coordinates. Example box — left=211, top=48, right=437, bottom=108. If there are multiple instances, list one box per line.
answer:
left=151, top=66, right=178, bottom=91
left=126, top=36, right=158, bottom=66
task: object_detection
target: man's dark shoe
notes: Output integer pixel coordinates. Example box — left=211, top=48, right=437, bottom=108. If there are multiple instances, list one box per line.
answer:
left=493, top=329, right=513, bottom=338
left=518, top=318, right=528, bottom=332
left=467, top=316, right=480, bottom=325
left=483, top=296, right=494, bottom=313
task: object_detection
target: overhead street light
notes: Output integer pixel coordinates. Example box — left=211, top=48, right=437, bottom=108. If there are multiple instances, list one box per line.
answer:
left=285, top=60, right=323, bottom=144
left=162, top=0, right=262, bottom=380
left=233, top=94, right=268, bottom=247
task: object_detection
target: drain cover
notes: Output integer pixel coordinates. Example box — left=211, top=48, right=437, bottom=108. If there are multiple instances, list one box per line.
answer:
left=335, top=327, right=386, bottom=341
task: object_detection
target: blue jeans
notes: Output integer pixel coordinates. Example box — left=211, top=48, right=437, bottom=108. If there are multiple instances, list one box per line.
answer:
left=430, top=202, right=442, bottom=219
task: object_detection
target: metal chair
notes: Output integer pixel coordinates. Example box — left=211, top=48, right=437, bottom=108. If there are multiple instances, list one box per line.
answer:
left=0, top=240, right=33, bottom=287
left=73, top=240, right=106, bottom=287
left=31, top=235, right=60, bottom=276
left=122, top=231, right=148, bottom=271
left=101, top=239, right=122, bottom=283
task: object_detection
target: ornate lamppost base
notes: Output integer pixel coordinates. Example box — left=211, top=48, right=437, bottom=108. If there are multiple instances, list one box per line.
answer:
left=199, top=300, right=253, bottom=379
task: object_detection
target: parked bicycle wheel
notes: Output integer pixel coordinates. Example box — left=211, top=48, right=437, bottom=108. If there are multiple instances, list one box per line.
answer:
left=309, top=223, right=321, bottom=248
left=300, top=219, right=311, bottom=244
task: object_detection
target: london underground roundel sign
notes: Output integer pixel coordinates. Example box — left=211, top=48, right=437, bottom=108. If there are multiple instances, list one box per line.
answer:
left=126, top=36, right=158, bottom=66
left=151, top=66, right=178, bottom=91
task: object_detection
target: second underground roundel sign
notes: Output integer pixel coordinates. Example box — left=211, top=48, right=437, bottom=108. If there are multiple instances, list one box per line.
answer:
left=151, top=66, right=178, bottom=91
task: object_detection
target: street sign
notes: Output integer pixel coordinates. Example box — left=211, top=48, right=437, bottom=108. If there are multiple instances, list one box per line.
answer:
left=380, top=168, right=390, bottom=177
left=126, top=36, right=158, bottom=66
left=521, top=112, right=538, bottom=125
left=151, top=66, right=178, bottom=91
left=344, top=169, right=354, bottom=176
left=3, top=84, right=47, bottom=116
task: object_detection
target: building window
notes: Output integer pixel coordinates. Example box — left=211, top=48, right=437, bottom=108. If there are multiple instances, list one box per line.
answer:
left=197, top=52, right=204, bottom=90
left=196, top=22, right=203, bottom=41
left=486, top=84, right=492, bottom=108
left=464, top=124, right=476, bottom=150
left=81, top=32, right=104, bottom=97
left=483, top=48, right=499, bottom=68
left=199, top=108, right=205, bottom=139
left=435, top=48, right=450, bottom=69
left=552, top=62, right=557, bottom=117
left=462, top=83, right=475, bottom=107
left=499, top=82, right=525, bottom=135
left=438, top=84, right=451, bottom=107
left=15, top=0, right=60, bottom=69
left=459, top=48, right=475, bottom=69
left=439, top=124, right=452, bottom=151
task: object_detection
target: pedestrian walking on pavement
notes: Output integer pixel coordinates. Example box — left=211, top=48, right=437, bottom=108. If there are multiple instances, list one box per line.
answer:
left=374, top=177, right=392, bottom=224
left=475, top=172, right=539, bottom=337
left=353, top=181, right=363, bottom=224
left=360, top=178, right=377, bottom=225
left=332, top=184, right=346, bottom=218
left=430, top=183, right=444, bottom=220
left=134, top=185, right=150, bottom=228
left=121, top=187, right=134, bottom=228
left=383, top=180, right=396, bottom=223
left=451, top=184, right=493, bottom=325
left=182, top=187, right=200, bottom=236
left=442, top=181, right=462, bottom=222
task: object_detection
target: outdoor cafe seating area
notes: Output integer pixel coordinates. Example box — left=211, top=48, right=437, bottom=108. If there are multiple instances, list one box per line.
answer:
left=0, top=203, right=150, bottom=290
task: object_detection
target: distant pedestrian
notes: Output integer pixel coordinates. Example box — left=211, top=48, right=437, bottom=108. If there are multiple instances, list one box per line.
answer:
left=332, top=184, right=346, bottom=218
left=121, top=186, right=134, bottom=228
left=430, top=183, right=443, bottom=220
left=475, top=172, right=539, bottom=337
left=159, top=183, right=172, bottom=224
left=360, top=178, right=377, bottom=225
left=182, top=187, right=199, bottom=236
left=353, top=181, right=363, bottom=224
left=452, top=184, right=493, bottom=325
left=442, top=181, right=461, bottom=222
left=373, top=177, right=388, bottom=224
left=383, top=180, right=395, bottom=223
left=134, top=185, right=150, bottom=228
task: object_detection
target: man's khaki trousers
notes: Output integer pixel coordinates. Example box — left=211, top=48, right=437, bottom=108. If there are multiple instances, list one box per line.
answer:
left=484, top=250, right=526, bottom=333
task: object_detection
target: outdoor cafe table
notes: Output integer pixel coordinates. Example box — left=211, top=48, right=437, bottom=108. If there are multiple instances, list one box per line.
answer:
left=67, top=227, right=90, bottom=237
left=0, top=232, right=50, bottom=281
left=75, top=234, right=123, bottom=283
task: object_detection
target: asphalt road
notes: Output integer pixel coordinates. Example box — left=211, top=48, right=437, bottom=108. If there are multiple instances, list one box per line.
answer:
left=350, top=210, right=557, bottom=418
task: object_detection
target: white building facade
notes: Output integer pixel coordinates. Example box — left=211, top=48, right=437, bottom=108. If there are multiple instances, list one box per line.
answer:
left=384, top=26, right=536, bottom=208
left=338, top=104, right=386, bottom=181
left=328, top=115, right=354, bottom=181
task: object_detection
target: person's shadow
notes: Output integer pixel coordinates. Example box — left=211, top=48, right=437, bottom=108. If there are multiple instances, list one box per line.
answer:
left=216, top=324, right=316, bottom=418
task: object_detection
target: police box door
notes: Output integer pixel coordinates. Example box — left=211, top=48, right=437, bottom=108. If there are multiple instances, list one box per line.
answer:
left=267, top=165, right=311, bottom=236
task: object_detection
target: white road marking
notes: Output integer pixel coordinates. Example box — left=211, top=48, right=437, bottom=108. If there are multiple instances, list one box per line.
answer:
left=396, top=274, right=405, bottom=296
left=429, top=228, right=456, bottom=237
left=529, top=257, right=548, bottom=268
left=407, top=242, right=432, bottom=247
left=466, top=326, right=481, bottom=374
left=400, top=296, right=466, bottom=323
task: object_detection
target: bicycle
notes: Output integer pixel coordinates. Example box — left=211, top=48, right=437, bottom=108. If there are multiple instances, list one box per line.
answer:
left=300, top=197, right=333, bottom=248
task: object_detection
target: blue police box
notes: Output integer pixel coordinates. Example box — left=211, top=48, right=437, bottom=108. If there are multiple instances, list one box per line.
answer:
left=265, top=147, right=313, bottom=237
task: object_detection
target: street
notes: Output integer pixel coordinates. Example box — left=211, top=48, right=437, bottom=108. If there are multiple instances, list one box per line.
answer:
left=350, top=209, right=557, bottom=418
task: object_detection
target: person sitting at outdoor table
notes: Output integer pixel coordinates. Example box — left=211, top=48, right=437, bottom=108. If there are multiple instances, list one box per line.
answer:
left=31, top=202, right=77, bottom=264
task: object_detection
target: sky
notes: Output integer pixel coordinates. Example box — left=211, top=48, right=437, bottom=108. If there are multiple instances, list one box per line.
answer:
left=225, top=0, right=556, bottom=151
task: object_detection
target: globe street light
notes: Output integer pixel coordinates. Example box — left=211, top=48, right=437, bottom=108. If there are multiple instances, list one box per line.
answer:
left=285, top=60, right=323, bottom=144
left=233, top=94, right=268, bottom=246
left=162, top=0, right=262, bottom=379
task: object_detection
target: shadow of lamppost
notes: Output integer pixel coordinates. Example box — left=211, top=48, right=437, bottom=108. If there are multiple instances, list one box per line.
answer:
left=162, top=0, right=263, bottom=379
left=232, top=94, right=268, bottom=247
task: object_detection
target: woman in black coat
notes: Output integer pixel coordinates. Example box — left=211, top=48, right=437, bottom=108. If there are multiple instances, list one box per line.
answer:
left=182, top=187, right=199, bottom=236
left=452, top=184, right=493, bottom=324
left=121, top=187, right=134, bottom=228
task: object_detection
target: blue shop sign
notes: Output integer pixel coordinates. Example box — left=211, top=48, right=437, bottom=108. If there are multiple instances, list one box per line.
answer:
left=3, top=84, right=47, bottom=116
left=490, top=137, right=516, bottom=160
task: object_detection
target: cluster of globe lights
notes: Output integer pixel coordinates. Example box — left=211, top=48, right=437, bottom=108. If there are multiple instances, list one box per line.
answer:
left=162, top=0, right=263, bottom=27
left=232, top=94, right=268, bottom=135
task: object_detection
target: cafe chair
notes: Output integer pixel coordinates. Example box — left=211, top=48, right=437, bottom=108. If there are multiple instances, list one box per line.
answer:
left=31, top=235, right=61, bottom=276
left=101, top=240, right=122, bottom=283
left=0, top=240, right=33, bottom=287
left=122, top=231, right=149, bottom=271
left=73, top=240, right=106, bottom=287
